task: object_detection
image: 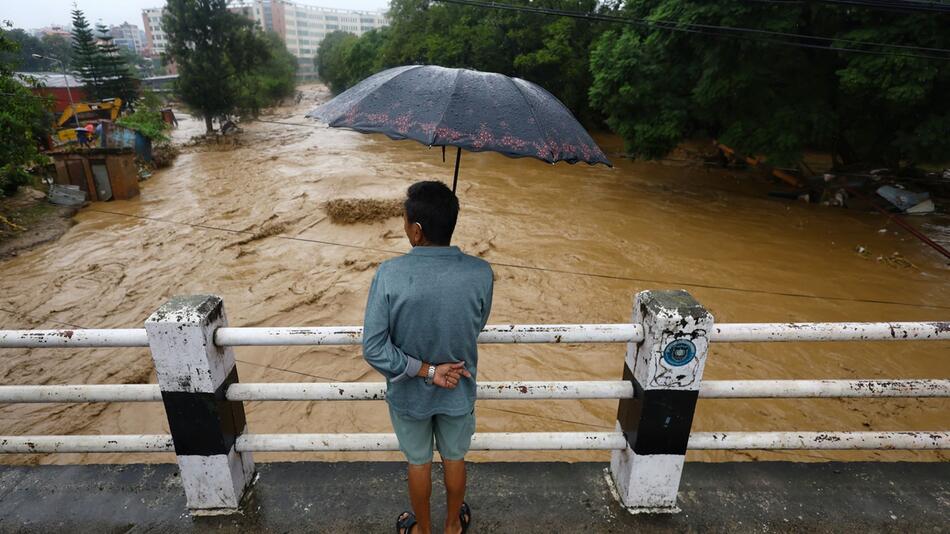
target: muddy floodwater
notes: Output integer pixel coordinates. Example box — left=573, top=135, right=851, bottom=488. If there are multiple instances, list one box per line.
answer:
left=1, top=85, right=947, bottom=465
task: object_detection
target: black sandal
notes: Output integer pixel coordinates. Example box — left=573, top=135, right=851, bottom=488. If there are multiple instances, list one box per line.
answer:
left=459, top=502, right=472, bottom=533
left=396, top=511, right=417, bottom=533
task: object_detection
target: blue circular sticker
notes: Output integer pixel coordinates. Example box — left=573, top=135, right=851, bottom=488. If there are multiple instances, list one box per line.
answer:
left=663, top=339, right=696, bottom=367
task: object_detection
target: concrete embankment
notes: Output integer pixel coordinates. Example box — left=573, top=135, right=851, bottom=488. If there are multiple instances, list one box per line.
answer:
left=0, top=461, right=946, bottom=532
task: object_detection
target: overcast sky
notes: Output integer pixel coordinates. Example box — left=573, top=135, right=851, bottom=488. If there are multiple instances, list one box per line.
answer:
left=4, top=0, right=390, bottom=29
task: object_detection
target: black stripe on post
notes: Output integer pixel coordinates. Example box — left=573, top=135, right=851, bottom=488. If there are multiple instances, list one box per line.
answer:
left=617, top=363, right=699, bottom=455
left=161, top=367, right=245, bottom=456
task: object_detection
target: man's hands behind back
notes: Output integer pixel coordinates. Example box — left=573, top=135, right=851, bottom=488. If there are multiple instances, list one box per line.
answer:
left=433, top=362, right=471, bottom=389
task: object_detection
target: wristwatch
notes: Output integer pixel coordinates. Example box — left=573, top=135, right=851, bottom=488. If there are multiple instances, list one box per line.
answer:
left=425, top=364, right=436, bottom=385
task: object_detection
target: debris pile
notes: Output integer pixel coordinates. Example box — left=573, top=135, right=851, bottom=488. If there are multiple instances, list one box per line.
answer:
left=325, top=198, right=404, bottom=225
left=150, top=143, right=180, bottom=169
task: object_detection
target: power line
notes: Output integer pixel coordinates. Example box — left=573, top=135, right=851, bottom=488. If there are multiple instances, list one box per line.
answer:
left=434, top=0, right=950, bottom=60
left=84, top=208, right=950, bottom=311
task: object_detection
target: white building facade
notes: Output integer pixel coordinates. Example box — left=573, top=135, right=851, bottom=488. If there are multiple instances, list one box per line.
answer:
left=251, top=0, right=388, bottom=78
left=141, top=7, right=168, bottom=58
left=143, top=1, right=388, bottom=78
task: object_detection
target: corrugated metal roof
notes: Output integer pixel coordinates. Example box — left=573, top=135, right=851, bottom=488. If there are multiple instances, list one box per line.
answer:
left=15, top=72, right=83, bottom=88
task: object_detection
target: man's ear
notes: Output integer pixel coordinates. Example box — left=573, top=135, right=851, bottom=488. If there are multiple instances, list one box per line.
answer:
left=413, top=222, right=425, bottom=244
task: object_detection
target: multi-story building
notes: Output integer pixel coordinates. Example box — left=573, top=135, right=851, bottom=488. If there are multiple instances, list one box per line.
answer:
left=110, top=22, right=148, bottom=55
left=143, top=1, right=388, bottom=79
left=30, top=25, right=71, bottom=39
left=250, top=0, right=388, bottom=79
left=141, top=7, right=168, bottom=58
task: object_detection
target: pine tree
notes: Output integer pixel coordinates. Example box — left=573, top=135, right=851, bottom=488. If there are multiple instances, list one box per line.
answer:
left=70, top=7, right=102, bottom=98
left=94, top=23, right=138, bottom=104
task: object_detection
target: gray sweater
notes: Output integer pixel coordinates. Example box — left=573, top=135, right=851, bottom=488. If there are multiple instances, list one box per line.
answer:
left=362, top=246, right=493, bottom=419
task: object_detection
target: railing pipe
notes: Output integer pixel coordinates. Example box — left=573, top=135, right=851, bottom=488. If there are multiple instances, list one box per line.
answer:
left=700, top=379, right=950, bottom=398
left=0, top=435, right=172, bottom=453
left=2, top=322, right=947, bottom=349
left=0, top=431, right=947, bottom=453
left=0, top=379, right=947, bottom=403
left=226, top=381, right=636, bottom=401
left=0, top=385, right=161, bottom=403
left=235, top=432, right=627, bottom=452
left=0, top=329, right=149, bottom=348
left=214, top=323, right=644, bottom=346
left=688, top=431, right=950, bottom=450
left=711, top=322, right=950, bottom=342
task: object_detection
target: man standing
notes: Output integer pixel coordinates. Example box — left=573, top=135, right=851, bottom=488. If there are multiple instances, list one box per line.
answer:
left=362, top=181, right=493, bottom=534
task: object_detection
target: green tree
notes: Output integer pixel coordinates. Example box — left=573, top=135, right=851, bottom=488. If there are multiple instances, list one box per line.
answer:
left=318, top=0, right=602, bottom=120
left=162, top=0, right=271, bottom=132
left=93, top=23, right=138, bottom=104
left=0, top=29, right=74, bottom=72
left=1, top=29, right=47, bottom=71
left=40, top=34, right=72, bottom=70
left=0, top=22, right=52, bottom=196
left=588, top=1, right=950, bottom=168
left=236, top=32, right=298, bottom=117
left=70, top=7, right=103, bottom=98
left=315, top=31, right=360, bottom=94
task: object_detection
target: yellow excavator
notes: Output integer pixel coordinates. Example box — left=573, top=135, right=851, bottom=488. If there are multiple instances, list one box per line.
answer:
left=54, top=98, right=123, bottom=143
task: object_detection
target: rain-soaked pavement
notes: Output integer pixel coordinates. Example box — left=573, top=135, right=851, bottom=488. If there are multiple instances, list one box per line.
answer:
left=0, top=84, right=947, bottom=466
left=0, top=461, right=947, bottom=532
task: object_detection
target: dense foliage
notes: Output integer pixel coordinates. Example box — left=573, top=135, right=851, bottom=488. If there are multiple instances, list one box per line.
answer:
left=316, top=0, right=602, bottom=121
left=116, top=90, right=170, bottom=141
left=317, top=0, right=950, bottom=168
left=0, top=22, right=52, bottom=196
left=589, top=1, right=950, bottom=168
left=0, top=29, right=72, bottom=72
left=316, top=30, right=369, bottom=94
left=235, top=31, right=298, bottom=118
left=163, top=0, right=296, bottom=132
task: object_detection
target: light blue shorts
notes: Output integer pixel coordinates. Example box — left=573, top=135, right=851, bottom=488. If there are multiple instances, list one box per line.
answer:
left=389, top=405, right=476, bottom=465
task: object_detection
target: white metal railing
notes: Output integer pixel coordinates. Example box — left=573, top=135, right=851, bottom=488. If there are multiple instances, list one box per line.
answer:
left=4, top=431, right=948, bottom=453
left=2, top=321, right=947, bottom=348
left=2, top=379, right=947, bottom=403
left=0, top=295, right=948, bottom=515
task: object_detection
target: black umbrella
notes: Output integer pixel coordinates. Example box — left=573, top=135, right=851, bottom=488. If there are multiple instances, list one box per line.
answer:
left=306, top=65, right=611, bottom=192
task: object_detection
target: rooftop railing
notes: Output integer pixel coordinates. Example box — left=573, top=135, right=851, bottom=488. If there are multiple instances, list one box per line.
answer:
left=0, top=290, right=947, bottom=514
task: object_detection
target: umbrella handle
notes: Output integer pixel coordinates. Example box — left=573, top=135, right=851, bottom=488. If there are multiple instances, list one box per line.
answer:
left=452, top=146, right=461, bottom=193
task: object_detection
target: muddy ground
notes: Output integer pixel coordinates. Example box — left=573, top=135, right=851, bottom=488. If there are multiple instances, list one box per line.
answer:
left=0, top=186, right=77, bottom=260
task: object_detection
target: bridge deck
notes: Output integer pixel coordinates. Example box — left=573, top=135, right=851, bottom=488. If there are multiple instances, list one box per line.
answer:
left=0, top=461, right=946, bottom=532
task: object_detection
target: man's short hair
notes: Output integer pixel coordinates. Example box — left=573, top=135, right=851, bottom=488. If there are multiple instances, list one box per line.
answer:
left=404, top=181, right=459, bottom=246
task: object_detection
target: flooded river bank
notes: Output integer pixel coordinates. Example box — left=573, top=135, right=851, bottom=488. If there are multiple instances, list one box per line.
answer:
left=0, top=84, right=947, bottom=464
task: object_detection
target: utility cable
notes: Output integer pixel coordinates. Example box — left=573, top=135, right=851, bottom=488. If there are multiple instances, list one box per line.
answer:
left=434, top=0, right=950, bottom=60
left=84, top=208, right=950, bottom=311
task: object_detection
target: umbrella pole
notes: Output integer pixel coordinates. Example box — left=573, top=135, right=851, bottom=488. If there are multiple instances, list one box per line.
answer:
left=452, top=147, right=462, bottom=193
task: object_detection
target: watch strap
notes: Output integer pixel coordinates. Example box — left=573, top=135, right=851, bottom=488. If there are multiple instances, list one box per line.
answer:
left=425, top=364, right=435, bottom=385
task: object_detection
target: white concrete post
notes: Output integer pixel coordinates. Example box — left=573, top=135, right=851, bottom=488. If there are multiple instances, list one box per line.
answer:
left=610, top=290, right=714, bottom=512
left=145, top=295, right=254, bottom=514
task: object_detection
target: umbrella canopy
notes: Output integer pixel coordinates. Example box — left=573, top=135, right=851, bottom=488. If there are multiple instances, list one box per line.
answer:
left=306, top=65, right=611, bottom=190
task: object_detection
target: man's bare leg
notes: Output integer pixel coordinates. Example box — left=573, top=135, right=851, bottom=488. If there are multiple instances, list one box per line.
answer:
left=443, top=459, right=466, bottom=534
left=406, top=463, right=433, bottom=534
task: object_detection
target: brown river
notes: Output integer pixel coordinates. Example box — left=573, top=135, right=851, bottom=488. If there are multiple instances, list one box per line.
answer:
left=1, top=84, right=947, bottom=465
